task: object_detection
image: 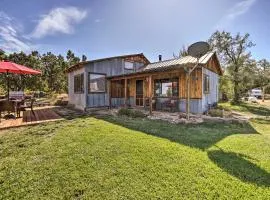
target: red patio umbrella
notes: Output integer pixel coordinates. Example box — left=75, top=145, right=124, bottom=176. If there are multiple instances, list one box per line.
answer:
left=0, top=61, right=41, bottom=99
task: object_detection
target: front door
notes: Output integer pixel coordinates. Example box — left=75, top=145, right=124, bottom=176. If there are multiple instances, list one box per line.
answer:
left=136, top=80, right=144, bottom=106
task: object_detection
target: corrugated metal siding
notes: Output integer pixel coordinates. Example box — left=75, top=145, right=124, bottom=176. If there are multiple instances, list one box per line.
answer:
left=178, top=99, right=203, bottom=114
left=111, top=97, right=135, bottom=107
left=68, top=67, right=86, bottom=110
left=87, top=93, right=109, bottom=107
left=202, top=67, right=219, bottom=112
left=85, top=59, right=124, bottom=107
left=111, top=97, right=203, bottom=113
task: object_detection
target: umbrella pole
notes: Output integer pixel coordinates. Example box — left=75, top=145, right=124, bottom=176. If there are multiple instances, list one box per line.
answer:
left=7, top=71, right=9, bottom=100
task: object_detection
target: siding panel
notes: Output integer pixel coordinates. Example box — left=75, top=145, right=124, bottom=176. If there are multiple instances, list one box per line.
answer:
left=202, top=67, right=219, bottom=112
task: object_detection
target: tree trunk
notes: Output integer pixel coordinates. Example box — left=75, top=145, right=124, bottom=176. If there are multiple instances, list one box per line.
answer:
left=262, top=86, right=265, bottom=102
left=233, top=81, right=240, bottom=104
left=232, top=64, right=240, bottom=104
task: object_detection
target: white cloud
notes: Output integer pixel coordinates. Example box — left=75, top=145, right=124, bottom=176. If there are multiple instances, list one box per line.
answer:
left=0, top=12, right=33, bottom=53
left=32, top=7, right=87, bottom=38
left=94, top=19, right=102, bottom=23
left=215, top=0, right=257, bottom=29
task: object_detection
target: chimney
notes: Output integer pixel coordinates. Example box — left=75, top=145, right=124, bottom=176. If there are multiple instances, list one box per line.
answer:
left=158, top=55, right=162, bottom=62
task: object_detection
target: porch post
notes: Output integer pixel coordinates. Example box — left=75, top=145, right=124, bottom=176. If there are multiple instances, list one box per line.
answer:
left=108, top=79, right=111, bottom=109
left=124, top=78, right=127, bottom=107
left=186, top=71, right=190, bottom=120
left=149, top=75, right=153, bottom=115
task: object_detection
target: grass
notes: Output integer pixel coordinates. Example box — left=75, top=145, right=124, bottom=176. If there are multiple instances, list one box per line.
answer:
left=0, top=115, right=270, bottom=199
left=219, top=102, right=270, bottom=116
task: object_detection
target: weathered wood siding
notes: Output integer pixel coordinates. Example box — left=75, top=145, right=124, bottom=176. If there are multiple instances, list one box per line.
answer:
left=111, top=68, right=205, bottom=113
left=125, top=68, right=203, bottom=99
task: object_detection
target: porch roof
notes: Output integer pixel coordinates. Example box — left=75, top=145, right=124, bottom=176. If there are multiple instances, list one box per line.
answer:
left=143, top=51, right=214, bottom=72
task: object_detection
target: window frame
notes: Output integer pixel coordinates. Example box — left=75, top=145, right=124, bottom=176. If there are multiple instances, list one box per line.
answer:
left=74, top=73, right=84, bottom=94
left=88, top=72, right=107, bottom=94
left=124, top=61, right=134, bottom=71
left=203, top=74, right=210, bottom=94
left=154, top=78, right=179, bottom=98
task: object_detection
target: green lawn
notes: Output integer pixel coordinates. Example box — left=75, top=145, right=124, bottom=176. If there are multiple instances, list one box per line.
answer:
left=219, top=102, right=270, bottom=116
left=0, top=115, right=270, bottom=199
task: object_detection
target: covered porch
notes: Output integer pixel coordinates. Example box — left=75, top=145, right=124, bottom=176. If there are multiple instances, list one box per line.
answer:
left=108, top=67, right=203, bottom=114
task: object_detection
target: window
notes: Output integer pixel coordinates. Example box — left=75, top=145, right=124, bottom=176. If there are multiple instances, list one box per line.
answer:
left=154, top=78, right=178, bottom=97
left=124, top=61, right=134, bottom=71
left=111, top=80, right=125, bottom=98
left=203, top=74, right=210, bottom=94
left=88, top=73, right=106, bottom=93
left=74, top=74, right=84, bottom=93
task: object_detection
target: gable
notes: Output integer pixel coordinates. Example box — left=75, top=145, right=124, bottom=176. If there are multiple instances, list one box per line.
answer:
left=124, top=54, right=150, bottom=65
left=204, top=53, right=223, bottom=75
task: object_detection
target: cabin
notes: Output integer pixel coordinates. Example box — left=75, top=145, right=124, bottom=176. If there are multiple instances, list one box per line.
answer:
left=67, top=53, right=150, bottom=110
left=67, top=52, right=222, bottom=114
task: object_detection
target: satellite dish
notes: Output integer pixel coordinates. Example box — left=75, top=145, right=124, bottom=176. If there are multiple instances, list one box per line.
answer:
left=187, top=41, right=210, bottom=58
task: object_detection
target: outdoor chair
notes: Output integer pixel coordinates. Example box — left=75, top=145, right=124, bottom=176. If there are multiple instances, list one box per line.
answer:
left=17, top=98, right=35, bottom=117
left=9, top=91, right=25, bottom=100
left=144, top=97, right=156, bottom=110
left=164, top=99, right=178, bottom=112
left=0, top=100, right=17, bottom=122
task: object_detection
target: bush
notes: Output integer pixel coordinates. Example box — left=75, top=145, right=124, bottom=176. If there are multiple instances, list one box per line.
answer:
left=132, top=110, right=146, bottom=118
left=54, top=99, right=68, bottom=106
left=208, top=109, right=224, bottom=117
left=118, top=108, right=145, bottom=118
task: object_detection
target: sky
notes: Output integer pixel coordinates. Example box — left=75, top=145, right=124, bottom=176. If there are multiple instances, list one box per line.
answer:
left=0, top=0, right=269, bottom=62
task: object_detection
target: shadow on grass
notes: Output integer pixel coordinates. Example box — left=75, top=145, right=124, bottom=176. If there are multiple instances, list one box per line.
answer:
left=97, top=115, right=258, bottom=151
left=241, top=103, right=270, bottom=116
left=222, top=103, right=270, bottom=116
left=52, top=106, right=91, bottom=120
left=98, top=115, right=269, bottom=187
left=208, top=150, right=270, bottom=187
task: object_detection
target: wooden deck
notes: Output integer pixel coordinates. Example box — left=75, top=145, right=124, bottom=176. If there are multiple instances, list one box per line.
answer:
left=0, top=107, right=63, bottom=130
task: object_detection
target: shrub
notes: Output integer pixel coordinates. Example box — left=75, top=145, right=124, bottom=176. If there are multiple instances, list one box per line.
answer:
left=54, top=99, right=68, bottom=106
left=118, top=108, right=145, bottom=118
left=132, top=110, right=146, bottom=118
left=208, top=109, right=224, bottom=117
left=118, top=108, right=132, bottom=116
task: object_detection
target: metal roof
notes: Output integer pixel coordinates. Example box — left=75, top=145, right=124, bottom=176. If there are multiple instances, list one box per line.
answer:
left=107, top=51, right=222, bottom=79
left=67, top=53, right=150, bottom=73
left=142, top=51, right=215, bottom=72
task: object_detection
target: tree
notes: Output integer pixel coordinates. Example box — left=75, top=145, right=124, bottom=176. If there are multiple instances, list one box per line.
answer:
left=0, top=49, right=6, bottom=61
left=173, top=45, right=188, bottom=58
left=255, top=59, right=270, bottom=101
left=0, top=49, right=85, bottom=95
left=66, top=50, right=80, bottom=66
left=209, top=31, right=255, bottom=104
left=179, top=45, right=188, bottom=57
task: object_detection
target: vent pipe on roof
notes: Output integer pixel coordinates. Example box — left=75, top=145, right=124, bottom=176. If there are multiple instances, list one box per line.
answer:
left=158, top=55, right=162, bottom=62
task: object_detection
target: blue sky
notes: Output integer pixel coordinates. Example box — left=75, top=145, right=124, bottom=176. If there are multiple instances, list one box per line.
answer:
left=0, top=0, right=269, bottom=62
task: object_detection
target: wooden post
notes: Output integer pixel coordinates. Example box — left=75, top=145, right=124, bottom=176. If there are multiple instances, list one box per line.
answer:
left=262, top=86, right=265, bottom=102
left=149, top=75, right=152, bottom=115
left=108, top=80, right=111, bottom=109
left=124, top=78, right=127, bottom=107
left=186, top=58, right=199, bottom=120
left=186, top=72, right=190, bottom=120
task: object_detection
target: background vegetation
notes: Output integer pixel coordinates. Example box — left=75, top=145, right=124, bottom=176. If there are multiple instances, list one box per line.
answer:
left=0, top=31, right=270, bottom=103
left=0, top=50, right=84, bottom=94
